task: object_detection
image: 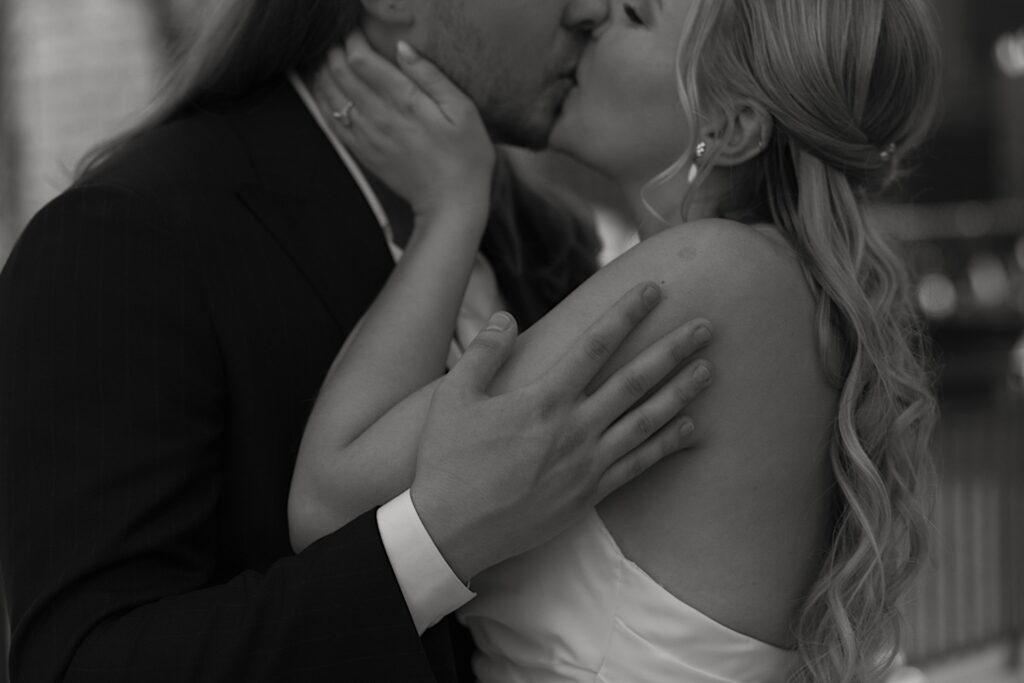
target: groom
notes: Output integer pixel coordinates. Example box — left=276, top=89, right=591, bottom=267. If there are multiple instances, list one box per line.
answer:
left=0, top=0, right=713, bottom=681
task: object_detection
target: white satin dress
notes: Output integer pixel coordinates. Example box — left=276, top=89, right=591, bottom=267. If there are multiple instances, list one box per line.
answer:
left=457, top=510, right=798, bottom=683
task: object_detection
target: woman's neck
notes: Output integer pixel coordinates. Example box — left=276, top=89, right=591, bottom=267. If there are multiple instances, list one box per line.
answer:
left=619, top=175, right=719, bottom=241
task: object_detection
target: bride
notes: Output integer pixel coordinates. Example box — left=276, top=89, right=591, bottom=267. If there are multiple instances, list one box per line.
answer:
left=289, top=0, right=939, bottom=680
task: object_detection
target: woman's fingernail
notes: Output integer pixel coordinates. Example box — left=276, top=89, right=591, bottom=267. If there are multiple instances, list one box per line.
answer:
left=680, top=419, right=695, bottom=437
left=694, top=325, right=712, bottom=345
left=485, top=312, right=514, bottom=332
left=643, top=284, right=661, bottom=308
left=397, top=41, right=419, bottom=63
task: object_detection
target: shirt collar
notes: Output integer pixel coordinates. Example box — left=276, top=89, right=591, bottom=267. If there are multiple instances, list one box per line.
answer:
left=288, top=71, right=403, bottom=262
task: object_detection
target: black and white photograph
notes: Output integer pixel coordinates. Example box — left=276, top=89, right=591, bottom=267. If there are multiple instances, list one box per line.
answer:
left=0, top=0, right=1022, bottom=681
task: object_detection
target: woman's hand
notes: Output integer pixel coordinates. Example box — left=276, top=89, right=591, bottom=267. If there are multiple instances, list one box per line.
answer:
left=315, top=32, right=496, bottom=221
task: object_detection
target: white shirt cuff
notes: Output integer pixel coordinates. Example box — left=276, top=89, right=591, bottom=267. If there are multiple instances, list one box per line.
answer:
left=377, top=489, right=476, bottom=635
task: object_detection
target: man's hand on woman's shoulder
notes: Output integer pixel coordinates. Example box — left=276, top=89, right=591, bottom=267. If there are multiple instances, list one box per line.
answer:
left=410, top=282, right=715, bottom=583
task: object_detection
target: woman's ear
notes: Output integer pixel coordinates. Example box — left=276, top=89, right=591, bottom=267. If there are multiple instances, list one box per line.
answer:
left=360, top=0, right=415, bottom=26
left=709, top=101, right=773, bottom=167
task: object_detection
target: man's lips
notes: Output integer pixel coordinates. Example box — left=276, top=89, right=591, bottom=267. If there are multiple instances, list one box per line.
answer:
left=556, top=72, right=578, bottom=96
left=548, top=72, right=577, bottom=102
left=558, top=60, right=580, bottom=85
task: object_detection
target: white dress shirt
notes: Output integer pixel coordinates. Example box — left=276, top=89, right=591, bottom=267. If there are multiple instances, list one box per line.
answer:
left=290, top=73, right=506, bottom=634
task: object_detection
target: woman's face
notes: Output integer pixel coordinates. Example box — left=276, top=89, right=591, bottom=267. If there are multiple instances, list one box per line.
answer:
left=549, top=0, right=696, bottom=187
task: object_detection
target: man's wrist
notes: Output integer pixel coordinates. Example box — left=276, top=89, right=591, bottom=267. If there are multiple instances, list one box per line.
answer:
left=409, top=483, right=481, bottom=585
left=377, top=489, right=475, bottom=634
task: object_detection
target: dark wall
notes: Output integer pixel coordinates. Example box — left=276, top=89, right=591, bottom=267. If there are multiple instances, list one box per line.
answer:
left=906, top=0, right=1024, bottom=204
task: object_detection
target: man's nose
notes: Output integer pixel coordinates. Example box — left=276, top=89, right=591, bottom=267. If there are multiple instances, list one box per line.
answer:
left=563, top=0, right=611, bottom=34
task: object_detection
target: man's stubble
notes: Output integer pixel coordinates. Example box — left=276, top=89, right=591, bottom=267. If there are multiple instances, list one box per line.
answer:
left=422, top=0, right=556, bottom=149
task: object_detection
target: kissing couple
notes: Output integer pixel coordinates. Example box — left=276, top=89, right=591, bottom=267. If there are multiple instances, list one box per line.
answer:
left=0, top=0, right=940, bottom=681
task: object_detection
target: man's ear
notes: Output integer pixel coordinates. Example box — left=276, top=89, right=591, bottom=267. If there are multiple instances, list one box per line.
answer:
left=706, top=101, right=773, bottom=168
left=359, top=0, right=416, bottom=27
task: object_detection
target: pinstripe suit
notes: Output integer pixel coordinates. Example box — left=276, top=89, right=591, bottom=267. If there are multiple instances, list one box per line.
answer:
left=0, top=78, right=597, bottom=682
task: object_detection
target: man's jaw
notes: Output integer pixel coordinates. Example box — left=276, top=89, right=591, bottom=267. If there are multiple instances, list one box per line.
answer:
left=476, top=82, right=558, bottom=149
left=484, top=110, right=553, bottom=151
left=477, top=57, right=581, bottom=150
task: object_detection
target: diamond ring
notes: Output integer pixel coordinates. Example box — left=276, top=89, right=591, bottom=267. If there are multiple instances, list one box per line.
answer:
left=332, top=101, right=356, bottom=127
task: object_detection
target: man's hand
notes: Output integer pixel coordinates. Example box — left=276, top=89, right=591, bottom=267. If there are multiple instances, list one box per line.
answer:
left=410, top=282, right=714, bottom=582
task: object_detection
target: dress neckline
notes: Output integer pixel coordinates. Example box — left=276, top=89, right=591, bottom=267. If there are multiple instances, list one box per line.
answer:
left=588, top=509, right=798, bottom=656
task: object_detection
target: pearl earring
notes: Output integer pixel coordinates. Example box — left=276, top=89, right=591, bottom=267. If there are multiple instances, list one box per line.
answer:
left=687, top=141, right=707, bottom=184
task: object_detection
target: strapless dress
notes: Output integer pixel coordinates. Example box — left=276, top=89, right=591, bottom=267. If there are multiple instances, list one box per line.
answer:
left=457, top=510, right=798, bottom=682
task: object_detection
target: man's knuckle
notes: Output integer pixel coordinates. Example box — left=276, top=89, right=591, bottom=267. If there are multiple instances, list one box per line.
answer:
left=622, top=372, right=649, bottom=399
left=630, top=459, right=648, bottom=479
left=617, top=456, right=645, bottom=483
left=585, top=334, right=612, bottom=362
left=670, top=339, right=693, bottom=365
left=530, top=389, right=561, bottom=422
left=634, top=412, right=654, bottom=438
left=672, top=384, right=693, bottom=407
left=554, top=423, right=587, bottom=457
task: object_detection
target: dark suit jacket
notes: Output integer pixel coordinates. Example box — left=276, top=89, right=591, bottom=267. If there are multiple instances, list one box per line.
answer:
left=0, top=78, right=598, bottom=682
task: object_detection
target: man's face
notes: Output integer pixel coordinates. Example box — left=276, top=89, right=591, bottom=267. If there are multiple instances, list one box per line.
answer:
left=419, top=0, right=610, bottom=148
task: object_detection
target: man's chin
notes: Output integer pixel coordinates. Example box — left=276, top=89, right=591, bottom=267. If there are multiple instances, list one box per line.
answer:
left=546, top=109, right=579, bottom=155
left=486, top=117, right=553, bottom=151
left=479, top=94, right=562, bottom=150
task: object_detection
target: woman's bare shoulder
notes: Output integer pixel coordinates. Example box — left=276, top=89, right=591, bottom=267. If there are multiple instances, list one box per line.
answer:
left=593, top=219, right=836, bottom=505
left=506, top=218, right=837, bottom=647
left=629, top=218, right=808, bottom=305
left=502, top=218, right=815, bottom=390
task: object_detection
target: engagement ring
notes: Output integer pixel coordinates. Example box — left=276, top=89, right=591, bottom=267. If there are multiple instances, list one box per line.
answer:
left=331, top=101, right=355, bottom=127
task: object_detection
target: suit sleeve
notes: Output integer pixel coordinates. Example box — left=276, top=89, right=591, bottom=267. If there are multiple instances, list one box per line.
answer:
left=0, top=185, right=438, bottom=682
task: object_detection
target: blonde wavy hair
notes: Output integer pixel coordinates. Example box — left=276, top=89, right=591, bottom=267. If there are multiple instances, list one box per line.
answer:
left=664, top=0, right=941, bottom=680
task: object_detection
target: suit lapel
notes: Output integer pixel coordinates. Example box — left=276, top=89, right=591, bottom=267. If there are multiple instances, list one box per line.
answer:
left=226, top=78, right=395, bottom=332
left=221, top=77, right=575, bottom=336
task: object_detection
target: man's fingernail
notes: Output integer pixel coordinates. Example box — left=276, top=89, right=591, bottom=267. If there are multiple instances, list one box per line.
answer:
left=643, top=284, right=661, bottom=308
left=680, top=419, right=695, bottom=437
left=694, top=363, right=712, bottom=384
left=485, top=312, right=514, bottom=332
left=694, top=325, right=712, bottom=345
left=397, top=41, right=419, bottom=62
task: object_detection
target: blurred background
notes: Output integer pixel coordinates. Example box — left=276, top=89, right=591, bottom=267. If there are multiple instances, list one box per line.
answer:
left=0, top=1, right=1022, bottom=681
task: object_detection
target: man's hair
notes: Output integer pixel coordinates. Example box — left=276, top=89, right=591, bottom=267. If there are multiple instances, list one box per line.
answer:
left=78, top=0, right=361, bottom=176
